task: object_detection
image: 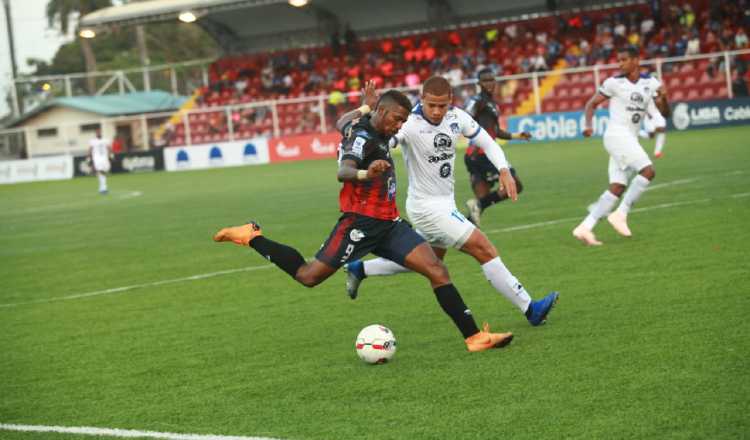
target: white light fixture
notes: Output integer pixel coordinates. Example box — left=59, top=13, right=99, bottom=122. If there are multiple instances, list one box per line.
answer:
left=178, top=11, right=197, bottom=23
left=79, top=28, right=96, bottom=38
left=288, top=0, right=308, bottom=7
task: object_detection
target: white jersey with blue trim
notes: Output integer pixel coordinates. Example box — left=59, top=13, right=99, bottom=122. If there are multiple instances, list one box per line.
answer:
left=599, top=73, right=662, bottom=137
left=394, top=104, right=482, bottom=202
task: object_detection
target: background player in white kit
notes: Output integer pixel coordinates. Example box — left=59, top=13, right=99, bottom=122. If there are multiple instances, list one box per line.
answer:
left=343, top=76, right=558, bottom=327
left=573, top=47, right=671, bottom=246
left=88, top=129, right=112, bottom=194
left=640, top=103, right=668, bottom=158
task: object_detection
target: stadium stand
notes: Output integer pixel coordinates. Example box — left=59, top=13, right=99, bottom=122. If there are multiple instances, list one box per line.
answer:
left=160, top=0, right=748, bottom=145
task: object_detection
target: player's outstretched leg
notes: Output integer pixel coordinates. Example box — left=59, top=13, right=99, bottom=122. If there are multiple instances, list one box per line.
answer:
left=573, top=189, right=620, bottom=246
left=460, top=228, right=559, bottom=326
left=213, top=221, right=336, bottom=287
left=608, top=166, right=655, bottom=237
left=402, top=242, right=513, bottom=352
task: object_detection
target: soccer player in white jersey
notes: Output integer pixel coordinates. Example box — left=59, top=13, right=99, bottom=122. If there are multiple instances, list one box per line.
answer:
left=342, top=76, right=559, bottom=327
left=88, top=129, right=112, bottom=194
left=573, top=46, right=671, bottom=245
left=640, top=102, right=668, bottom=158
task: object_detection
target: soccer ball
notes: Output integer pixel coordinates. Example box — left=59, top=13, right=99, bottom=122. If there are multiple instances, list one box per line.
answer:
left=355, top=324, right=397, bottom=364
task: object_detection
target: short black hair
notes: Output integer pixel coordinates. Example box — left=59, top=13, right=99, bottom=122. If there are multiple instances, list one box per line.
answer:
left=619, top=45, right=640, bottom=58
left=477, top=68, right=495, bottom=80
left=377, top=90, right=412, bottom=113
left=422, top=76, right=453, bottom=96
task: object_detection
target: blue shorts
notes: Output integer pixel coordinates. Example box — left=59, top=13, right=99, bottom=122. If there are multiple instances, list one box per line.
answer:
left=315, top=213, right=425, bottom=269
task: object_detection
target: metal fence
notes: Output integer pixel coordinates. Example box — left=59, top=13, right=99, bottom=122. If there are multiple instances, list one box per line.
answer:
left=2, top=49, right=748, bottom=160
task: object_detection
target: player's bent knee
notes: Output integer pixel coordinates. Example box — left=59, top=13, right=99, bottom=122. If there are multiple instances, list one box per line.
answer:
left=426, top=260, right=450, bottom=285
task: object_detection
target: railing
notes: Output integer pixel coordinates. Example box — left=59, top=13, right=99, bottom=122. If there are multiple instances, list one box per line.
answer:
left=10, top=59, right=214, bottom=117
left=1, top=49, right=748, bottom=160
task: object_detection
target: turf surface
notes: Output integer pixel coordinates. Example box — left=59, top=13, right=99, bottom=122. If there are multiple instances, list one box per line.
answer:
left=1, top=126, right=748, bottom=440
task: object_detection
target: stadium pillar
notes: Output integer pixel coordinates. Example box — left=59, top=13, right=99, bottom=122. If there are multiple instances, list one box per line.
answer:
left=141, top=115, right=149, bottom=150
left=318, top=96, right=327, bottom=133
left=724, top=51, right=733, bottom=99
left=226, top=107, right=234, bottom=141
left=3, top=0, right=21, bottom=116
left=532, top=72, right=541, bottom=115
left=272, top=103, right=280, bottom=137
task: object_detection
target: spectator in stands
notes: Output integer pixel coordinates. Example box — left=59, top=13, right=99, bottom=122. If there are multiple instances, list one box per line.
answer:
left=686, top=31, right=701, bottom=55
left=326, top=89, right=345, bottom=121
left=405, top=71, right=421, bottom=87
left=330, top=29, right=341, bottom=56
left=235, top=77, right=248, bottom=97
left=736, top=28, right=749, bottom=49
left=344, top=24, right=358, bottom=57
left=297, top=105, right=318, bottom=133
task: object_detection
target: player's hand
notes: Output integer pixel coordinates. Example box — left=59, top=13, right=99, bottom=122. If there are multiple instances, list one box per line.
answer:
left=582, top=128, right=593, bottom=137
left=362, top=80, right=378, bottom=109
left=516, top=131, right=532, bottom=141
left=499, top=168, right=518, bottom=202
left=367, top=159, right=391, bottom=178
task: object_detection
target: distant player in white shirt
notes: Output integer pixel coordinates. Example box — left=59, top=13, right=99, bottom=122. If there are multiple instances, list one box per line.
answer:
left=342, top=76, right=559, bottom=326
left=573, top=47, right=671, bottom=245
left=88, top=129, right=112, bottom=194
left=639, top=99, right=668, bottom=158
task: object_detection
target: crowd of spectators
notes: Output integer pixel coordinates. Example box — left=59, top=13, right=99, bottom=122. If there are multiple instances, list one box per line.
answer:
left=164, top=0, right=750, bottom=145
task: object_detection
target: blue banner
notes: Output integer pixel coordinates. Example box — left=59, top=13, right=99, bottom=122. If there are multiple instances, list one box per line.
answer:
left=506, top=98, right=750, bottom=142
left=506, top=109, right=610, bottom=142
left=668, top=98, right=750, bottom=131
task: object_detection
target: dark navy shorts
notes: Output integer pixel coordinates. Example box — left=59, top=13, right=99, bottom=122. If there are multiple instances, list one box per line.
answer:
left=315, top=213, right=425, bottom=269
left=465, top=154, right=517, bottom=187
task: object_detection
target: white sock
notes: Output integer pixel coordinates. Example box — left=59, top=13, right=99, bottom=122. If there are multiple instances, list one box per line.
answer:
left=582, top=190, right=619, bottom=230
left=363, top=258, right=411, bottom=276
left=617, top=175, right=651, bottom=214
left=481, top=256, right=532, bottom=313
left=654, top=132, right=665, bottom=154
left=98, top=174, right=107, bottom=192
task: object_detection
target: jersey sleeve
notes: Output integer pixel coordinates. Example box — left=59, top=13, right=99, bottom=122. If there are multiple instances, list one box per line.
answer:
left=651, top=77, right=662, bottom=97
left=598, top=77, right=617, bottom=98
left=456, top=108, right=482, bottom=139
left=339, top=130, right=370, bottom=166
left=464, top=97, right=480, bottom=117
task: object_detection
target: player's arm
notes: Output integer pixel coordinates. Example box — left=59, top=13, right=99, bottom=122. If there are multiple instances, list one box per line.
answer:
left=653, top=85, right=671, bottom=118
left=583, top=92, right=609, bottom=137
left=337, top=159, right=390, bottom=182
left=496, top=128, right=532, bottom=141
left=470, top=127, right=518, bottom=201
left=335, top=80, right=379, bottom=133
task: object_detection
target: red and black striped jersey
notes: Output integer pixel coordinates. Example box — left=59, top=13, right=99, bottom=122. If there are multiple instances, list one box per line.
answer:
left=338, top=116, right=399, bottom=220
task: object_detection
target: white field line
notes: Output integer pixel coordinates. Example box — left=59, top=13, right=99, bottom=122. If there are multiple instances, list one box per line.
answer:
left=0, top=264, right=273, bottom=309
left=646, top=178, right=697, bottom=191
left=1, top=190, right=746, bottom=309
left=0, top=190, right=143, bottom=217
left=0, top=423, right=283, bottom=440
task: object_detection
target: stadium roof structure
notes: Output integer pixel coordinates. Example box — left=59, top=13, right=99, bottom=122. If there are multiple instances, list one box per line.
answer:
left=80, top=0, right=631, bottom=53
left=9, top=91, right=187, bottom=127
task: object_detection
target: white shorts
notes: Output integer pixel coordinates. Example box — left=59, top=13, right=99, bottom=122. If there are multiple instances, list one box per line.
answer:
left=406, top=197, right=475, bottom=250
left=643, top=111, right=666, bottom=133
left=603, top=132, right=652, bottom=185
left=93, top=157, right=111, bottom=173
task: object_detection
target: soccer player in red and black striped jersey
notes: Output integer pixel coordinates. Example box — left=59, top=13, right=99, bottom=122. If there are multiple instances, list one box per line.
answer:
left=214, top=89, right=514, bottom=352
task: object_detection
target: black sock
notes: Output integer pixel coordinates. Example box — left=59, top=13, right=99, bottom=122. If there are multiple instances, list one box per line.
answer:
left=479, top=191, right=505, bottom=210
left=433, top=284, right=480, bottom=338
left=249, top=236, right=306, bottom=279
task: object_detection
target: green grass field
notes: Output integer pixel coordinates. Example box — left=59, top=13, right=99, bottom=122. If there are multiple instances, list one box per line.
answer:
left=1, top=126, right=749, bottom=440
